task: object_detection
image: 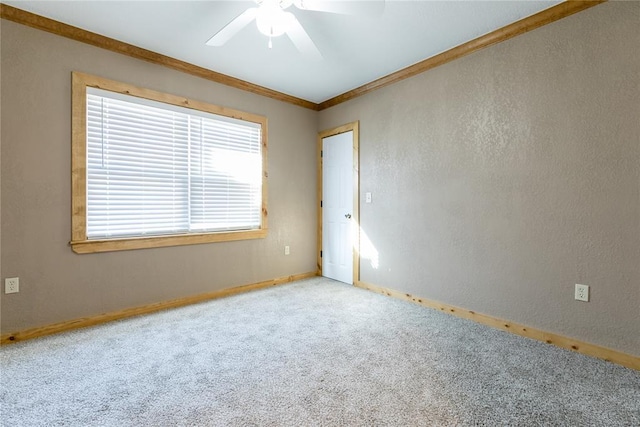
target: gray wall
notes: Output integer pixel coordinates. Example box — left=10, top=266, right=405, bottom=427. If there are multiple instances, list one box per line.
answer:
left=2, top=1, right=638, bottom=357
left=319, top=1, right=639, bottom=356
left=0, top=20, right=318, bottom=332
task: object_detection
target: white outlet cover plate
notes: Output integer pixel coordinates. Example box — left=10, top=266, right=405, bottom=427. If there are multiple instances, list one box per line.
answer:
left=5, top=277, right=19, bottom=294
left=575, top=284, right=589, bottom=302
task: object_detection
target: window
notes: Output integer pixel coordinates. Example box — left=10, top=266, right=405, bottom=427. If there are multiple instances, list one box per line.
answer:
left=71, top=73, right=267, bottom=253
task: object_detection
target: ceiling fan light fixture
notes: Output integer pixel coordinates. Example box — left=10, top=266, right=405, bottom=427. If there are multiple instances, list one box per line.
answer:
left=207, top=0, right=324, bottom=59
left=256, top=2, right=292, bottom=38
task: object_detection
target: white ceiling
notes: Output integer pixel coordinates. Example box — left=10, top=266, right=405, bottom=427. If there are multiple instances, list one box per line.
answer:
left=3, top=0, right=562, bottom=103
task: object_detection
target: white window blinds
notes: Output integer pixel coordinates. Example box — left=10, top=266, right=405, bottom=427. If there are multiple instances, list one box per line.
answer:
left=86, top=88, right=262, bottom=240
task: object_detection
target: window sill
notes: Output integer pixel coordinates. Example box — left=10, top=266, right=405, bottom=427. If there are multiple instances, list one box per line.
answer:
left=70, top=229, right=267, bottom=254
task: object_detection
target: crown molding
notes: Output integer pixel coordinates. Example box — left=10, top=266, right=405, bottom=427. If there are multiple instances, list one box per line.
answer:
left=1, top=2, right=606, bottom=111
left=318, top=1, right=606, bottom=110
left=0, top=3, right=320, bottom=111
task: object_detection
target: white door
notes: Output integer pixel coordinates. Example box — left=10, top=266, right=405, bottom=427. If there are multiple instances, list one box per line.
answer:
left=322, top=131, right=354, bottom=284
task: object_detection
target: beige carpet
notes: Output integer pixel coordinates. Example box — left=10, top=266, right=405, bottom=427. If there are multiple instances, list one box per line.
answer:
left=1, top=277, right=639, bottom=426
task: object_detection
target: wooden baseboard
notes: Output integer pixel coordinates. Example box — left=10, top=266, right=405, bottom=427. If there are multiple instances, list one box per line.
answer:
left=355, top=280, right=639, bottom=371
left=1, top=271, right=318, bottom=345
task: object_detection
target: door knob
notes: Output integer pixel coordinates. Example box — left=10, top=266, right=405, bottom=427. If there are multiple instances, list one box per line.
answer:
left=345, top=214, right=352, bottom=219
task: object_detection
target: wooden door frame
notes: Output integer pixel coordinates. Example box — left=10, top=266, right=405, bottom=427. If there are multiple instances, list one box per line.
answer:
left=317, top=121, right=360, bottom=284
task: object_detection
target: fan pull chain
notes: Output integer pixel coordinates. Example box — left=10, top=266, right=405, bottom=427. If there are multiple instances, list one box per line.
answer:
left=268, top=25, right=275, bottom=49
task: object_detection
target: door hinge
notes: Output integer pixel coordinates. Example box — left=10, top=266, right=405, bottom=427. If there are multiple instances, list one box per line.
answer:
left=321, top=150, right=323, bottom=158
left=320, top=251, right=323, bottom=258
left=320, top=200, right=323, bottom=208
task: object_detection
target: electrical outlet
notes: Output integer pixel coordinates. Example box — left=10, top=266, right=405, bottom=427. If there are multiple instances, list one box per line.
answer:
left=365, top=192, right=372, bottom=203
left=5, top=277, right=19, bottom=294
left=575, top=284, right=589, bottom=302
left=284, top=245, right=290, bottom=255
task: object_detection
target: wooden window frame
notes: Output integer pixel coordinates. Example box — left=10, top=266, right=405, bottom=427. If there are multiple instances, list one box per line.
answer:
left=70, top=72, right=268, bottom=254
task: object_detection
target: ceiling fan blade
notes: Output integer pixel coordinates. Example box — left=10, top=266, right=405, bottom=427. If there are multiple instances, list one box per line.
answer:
left=293, top=0, right=385, bottom=16
left=284, top=14, right=322, bottom=61
left=205, top=7, right=258, bottom=46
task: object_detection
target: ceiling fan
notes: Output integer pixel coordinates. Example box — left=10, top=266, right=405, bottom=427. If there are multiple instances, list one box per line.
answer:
left=205, top=0, right=384, bottom=61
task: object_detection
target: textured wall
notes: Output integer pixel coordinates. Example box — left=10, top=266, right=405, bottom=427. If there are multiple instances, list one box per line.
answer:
left=0, top=20, right=317, bottom=332
left=319, top=2, right=639, bottom=355
left=2, top=2, right=639, bottom=357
